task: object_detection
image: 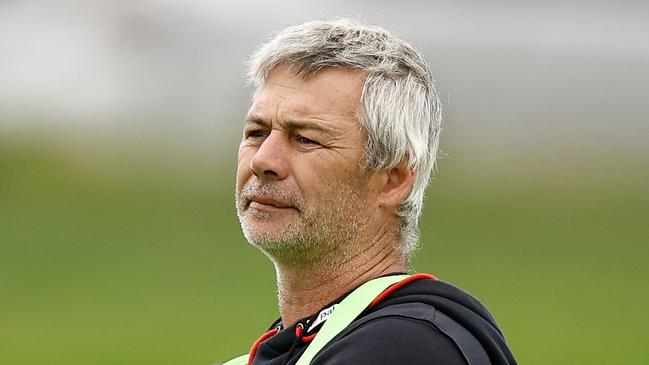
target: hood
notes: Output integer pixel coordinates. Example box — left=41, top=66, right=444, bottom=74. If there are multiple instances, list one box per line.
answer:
left=370, top=277, right=518, bottom=365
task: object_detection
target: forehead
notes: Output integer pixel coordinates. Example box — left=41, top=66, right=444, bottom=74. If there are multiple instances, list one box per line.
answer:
left=248, top=64, right=366, bottom=125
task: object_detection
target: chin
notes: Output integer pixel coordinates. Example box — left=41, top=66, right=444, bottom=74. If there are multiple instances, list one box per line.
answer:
left=241, top=217, right=299, bottom=244
left=242, top=229, right=297, bottom=252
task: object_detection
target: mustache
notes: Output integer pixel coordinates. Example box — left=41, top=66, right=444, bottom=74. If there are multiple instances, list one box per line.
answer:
left=241, top=181, right=303, bottom=211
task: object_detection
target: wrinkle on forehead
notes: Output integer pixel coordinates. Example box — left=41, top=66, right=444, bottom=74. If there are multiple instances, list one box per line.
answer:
left=248, top=65, right=365, bottom=131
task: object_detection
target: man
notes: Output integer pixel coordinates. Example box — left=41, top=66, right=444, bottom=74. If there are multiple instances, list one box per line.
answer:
left=227, top=19, right=517, bottom=365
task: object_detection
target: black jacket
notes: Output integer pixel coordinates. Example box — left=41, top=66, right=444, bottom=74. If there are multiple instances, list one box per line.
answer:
left=251, top=275, right=518, bottom=365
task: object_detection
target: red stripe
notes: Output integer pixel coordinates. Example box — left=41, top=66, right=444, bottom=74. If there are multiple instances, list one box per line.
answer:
left=248, top=328, right=278, bottom=365
left=301, top=332, right=318, bottom=342
left=368, top=273, right=437, bottom=309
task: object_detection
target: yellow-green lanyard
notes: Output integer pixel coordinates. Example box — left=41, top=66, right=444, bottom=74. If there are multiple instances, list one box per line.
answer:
left=222, top=274, right=410, bottom=365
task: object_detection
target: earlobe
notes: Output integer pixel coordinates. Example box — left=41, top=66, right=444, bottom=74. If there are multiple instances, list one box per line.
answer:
left=379, top=162, right=416, bottom=211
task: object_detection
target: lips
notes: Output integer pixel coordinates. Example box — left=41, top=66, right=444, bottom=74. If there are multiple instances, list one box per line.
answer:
left=247, top=195, right=295, bottom=210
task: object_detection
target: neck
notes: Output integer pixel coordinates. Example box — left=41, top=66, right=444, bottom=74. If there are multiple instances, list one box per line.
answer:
left=272, top=228, right=407, bottom=327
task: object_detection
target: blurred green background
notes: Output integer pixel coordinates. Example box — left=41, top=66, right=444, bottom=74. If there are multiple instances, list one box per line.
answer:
left=1, top=1, right=649, bottom=364
left=2, top=138, right=647, bottom=365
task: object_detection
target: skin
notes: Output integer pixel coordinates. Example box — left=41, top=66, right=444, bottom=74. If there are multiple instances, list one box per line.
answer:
left=235, top=64, right=416, bottom=326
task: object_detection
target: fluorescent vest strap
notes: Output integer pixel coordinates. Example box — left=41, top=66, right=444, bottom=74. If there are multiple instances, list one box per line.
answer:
left=295, top=274, right=409, bottom=365
left=221, top=353, right=248, bottom=365
left=222, top=274, right=410, bottom=365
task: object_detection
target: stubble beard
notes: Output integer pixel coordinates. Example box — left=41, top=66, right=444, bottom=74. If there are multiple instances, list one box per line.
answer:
left=235, top=177, right=370, bottom=267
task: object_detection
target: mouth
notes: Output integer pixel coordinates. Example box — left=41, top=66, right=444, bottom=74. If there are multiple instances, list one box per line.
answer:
left=246, top=195, right=298, bottom=212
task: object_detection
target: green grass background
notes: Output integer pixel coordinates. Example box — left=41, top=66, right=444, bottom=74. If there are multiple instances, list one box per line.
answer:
left=1, top=140, right=648, bottom=365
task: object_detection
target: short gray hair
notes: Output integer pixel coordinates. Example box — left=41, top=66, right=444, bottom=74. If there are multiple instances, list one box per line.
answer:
left=246, top=19, right=442, bottom=258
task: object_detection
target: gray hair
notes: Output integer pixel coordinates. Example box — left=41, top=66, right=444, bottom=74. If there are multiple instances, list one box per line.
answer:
left=246, top=19, right=442, bottom=258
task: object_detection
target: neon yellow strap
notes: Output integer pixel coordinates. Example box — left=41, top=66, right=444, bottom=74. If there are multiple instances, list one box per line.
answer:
left=296, top=274, right=410, bottom=365
left=222, top=274, right=410, bottom=365
left=221, top=353, right=248, bottom=365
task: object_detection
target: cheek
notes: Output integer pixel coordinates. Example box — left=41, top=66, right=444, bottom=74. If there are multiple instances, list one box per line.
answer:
left=297, top=163, right=350, bottom=201
left=314, top=154, right=362, bottom=184
left=317, top=163, right=371, bottom=202
left=236, top=148, right=253, bottom=189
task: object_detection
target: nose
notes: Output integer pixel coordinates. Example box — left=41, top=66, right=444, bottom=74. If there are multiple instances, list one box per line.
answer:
left=250, top=131, right=289, bottom=181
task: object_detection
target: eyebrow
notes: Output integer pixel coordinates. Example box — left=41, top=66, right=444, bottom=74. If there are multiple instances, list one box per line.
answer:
left=244, top=114, right=334, bottom=134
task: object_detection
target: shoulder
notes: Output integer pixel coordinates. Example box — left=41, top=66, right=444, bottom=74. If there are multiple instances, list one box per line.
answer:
left=312, top=302, right=485, bottom=365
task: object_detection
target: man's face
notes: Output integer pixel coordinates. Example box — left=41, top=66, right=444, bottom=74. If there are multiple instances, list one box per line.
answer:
left=235, top=64, right=378, bottom=260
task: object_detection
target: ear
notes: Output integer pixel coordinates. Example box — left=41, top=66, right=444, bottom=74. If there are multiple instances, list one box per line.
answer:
left=377, top=160, right=416, bottom=212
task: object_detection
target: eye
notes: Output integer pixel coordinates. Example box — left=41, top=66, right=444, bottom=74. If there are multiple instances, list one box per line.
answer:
left=245, top=129, right=268, bottom=139
left=296, top=135, right=320, bottom=146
